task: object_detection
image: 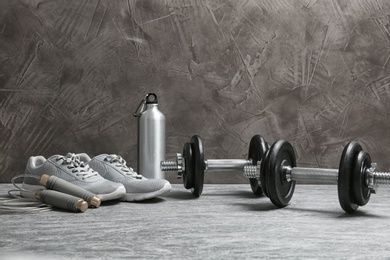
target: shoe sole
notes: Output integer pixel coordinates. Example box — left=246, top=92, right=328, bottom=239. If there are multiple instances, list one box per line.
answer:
left=23, top=183, right=126, bottom=202
left=119, top=182, right=171, bottom=202
left=96, top=185, right=126, bottom=201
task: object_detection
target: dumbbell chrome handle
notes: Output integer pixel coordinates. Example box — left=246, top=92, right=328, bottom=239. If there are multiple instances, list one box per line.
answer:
left=206, top=159, right=252, bottom=171
left=244, top=163, right=390, bottom=192
left=286, top=164, right=390, bottom=190
left=244, top=165, right=350, bottom=184
left=161, top=154, right=252, bottom=172
left=285, top=167, right=338, bottom=184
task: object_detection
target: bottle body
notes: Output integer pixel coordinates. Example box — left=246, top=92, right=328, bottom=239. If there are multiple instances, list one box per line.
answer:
left=137, top=103, right=166, bottom=179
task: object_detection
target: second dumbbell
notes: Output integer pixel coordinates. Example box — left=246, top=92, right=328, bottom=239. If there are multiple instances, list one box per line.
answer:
left=244, top=139, right=390, bottom=213
left=161, top=135, right=269, bottom=197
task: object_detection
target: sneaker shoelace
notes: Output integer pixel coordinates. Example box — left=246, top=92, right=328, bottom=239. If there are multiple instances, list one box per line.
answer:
left=56, top=153, right=98, bottom=180
left=105, top=155, right=143, bottom=179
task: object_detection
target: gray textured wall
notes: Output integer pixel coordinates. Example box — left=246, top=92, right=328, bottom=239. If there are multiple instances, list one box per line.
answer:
left=1, top=0, right=390, bottom=184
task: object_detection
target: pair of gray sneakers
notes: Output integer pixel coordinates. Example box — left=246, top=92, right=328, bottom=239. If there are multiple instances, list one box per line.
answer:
left=23, top=153, right=171, bottom=201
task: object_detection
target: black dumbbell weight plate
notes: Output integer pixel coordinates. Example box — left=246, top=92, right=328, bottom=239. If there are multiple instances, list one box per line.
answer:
left=265, top=140, right=296, bottom=207
left=352, top=150, right=371, bottom=206
left=338, top=141, right=362, bottom=214
left=182, top=142, right=194, bottom=190
left=190, top=135, right=205, bottom=197
left=248, top=135, right=269, bottom=196
left=260, top=148, right=271, bottom=198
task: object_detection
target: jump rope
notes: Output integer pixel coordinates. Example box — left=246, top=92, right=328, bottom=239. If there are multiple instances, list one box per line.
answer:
left=1, top=174, right=101, bottom=214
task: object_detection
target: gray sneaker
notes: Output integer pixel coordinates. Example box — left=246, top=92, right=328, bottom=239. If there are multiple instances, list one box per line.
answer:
left=23, top=153, right=126, bottom=201
left=78, top=153, right=171, bottom=201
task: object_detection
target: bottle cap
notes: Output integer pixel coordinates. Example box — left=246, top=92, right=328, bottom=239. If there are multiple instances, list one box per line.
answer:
left=146, top=93, right=158, bottom=104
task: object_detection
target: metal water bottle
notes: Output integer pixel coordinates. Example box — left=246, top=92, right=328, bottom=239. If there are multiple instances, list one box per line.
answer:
left=134, top=93, right=166, bottom=179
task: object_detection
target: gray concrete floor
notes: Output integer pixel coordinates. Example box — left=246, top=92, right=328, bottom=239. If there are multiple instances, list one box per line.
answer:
left=1, top=183, right=390, bottom=259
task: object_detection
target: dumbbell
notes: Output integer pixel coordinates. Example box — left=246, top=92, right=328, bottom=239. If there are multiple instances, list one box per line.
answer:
left=243, top=139, right=390, bottom=213
left=161, top=135, right=269, bottom=197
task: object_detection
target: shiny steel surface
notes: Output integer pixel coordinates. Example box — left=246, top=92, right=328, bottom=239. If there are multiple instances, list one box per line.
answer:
left=288, top=167, right=339, bottom=184
left=205, top=159, right=251, bottom=171
left=138, top=103, right=166, bottom=179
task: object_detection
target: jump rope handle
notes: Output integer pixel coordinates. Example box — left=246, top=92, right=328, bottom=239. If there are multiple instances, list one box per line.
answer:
left=35, top=189, right=88, bottom=213
left=39, top=174, right=101, bottom=208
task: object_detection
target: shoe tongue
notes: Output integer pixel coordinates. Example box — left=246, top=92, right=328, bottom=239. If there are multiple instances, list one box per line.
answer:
left=45, top=153, right=100, bottom=180
left=103, top=154, right=140, bottom=177
left=95, top=154, right=109, bottom=160
left=106, top=154, right=119, bottom=161
left=48, top=154, right=65, bottom=161
left=47, top=153, right=78, bottom=161
left=49, top=153, right=84, bottom=167
left=65, top=152, right=80, bottom=161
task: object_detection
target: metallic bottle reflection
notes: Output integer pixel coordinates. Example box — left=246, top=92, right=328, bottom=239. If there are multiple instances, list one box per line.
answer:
left=134, top=93, right=166, bottom=179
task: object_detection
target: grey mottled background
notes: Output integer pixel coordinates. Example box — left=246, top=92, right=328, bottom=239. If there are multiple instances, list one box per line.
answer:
left=1, top=0, right=390, bottom=184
